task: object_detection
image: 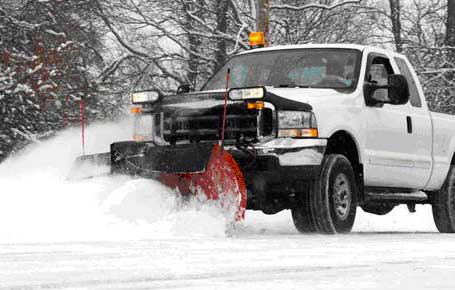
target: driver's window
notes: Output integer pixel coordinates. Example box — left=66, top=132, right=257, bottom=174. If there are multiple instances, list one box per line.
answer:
left=288, top=65, right=326, bottom=85
left=366, top=56, right=394, bottom=102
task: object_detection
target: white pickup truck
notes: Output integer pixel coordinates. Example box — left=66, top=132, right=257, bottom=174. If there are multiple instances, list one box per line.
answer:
left=114, top=43, right=455, bottom=234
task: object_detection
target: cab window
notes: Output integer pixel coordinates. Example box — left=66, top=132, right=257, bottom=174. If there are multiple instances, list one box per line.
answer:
left=365, top=55, right=394, bottom=104
left=394, top=57, right=422, bottom=108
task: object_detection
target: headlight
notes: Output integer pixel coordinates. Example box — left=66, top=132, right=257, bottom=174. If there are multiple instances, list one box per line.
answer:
left=278, top=111, right=318, bottom=138
left=131, top=91, right=160, bottom=104
left=229, top=87, right=265, bottom=100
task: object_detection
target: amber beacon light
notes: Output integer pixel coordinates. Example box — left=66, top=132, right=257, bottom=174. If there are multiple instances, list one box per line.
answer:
left=249, top=32, right=266, bottom=48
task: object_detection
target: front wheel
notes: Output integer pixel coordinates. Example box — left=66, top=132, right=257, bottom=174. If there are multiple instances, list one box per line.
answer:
left=303, top=154, right=357, bottom=234
left=432, top=166, right=455, bottom=233
left=291, top=190, right=317, bottom=233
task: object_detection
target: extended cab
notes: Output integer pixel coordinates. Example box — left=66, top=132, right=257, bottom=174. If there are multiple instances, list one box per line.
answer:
left=130, top=44, right=455, bottom=234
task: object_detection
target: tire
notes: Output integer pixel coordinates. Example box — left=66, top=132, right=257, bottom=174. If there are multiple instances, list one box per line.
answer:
left=432, top=166, right=455, bottom=233
left=361, top=202, right=395, bottom=216
left=291, top=191, right=317, bottom=233
left=309, top=154, right=357, bottom=234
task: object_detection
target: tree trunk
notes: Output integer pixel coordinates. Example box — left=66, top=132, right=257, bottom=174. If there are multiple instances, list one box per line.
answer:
left=389, top=0, right=402, bottom=52
left=215, top=0, right=230, bottom=71
left=446, top=0, right=455, bottom=46
left=446, top=0, right=455, bottom=63
left=183, top=1, right=202, bottom=88
left=444, top=0, right=455, bottom=101
left=256, top=0, right=270, bottom=46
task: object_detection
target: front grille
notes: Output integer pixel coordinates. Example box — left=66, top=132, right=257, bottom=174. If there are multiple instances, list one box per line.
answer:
left=154, top=107, right=273, bottom=144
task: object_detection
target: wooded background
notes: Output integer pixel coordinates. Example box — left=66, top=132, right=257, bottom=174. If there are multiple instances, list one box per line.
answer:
left=0, top=0, right=453, bottom=161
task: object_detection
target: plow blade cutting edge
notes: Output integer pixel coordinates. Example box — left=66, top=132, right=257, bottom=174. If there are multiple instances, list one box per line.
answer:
left=69, top=144, right=247, bottom=220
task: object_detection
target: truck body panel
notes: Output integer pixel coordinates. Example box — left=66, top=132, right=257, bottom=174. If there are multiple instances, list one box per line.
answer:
left=241, top=44, right=455, bottom=192
left=427, top=111, right=455, bottom=190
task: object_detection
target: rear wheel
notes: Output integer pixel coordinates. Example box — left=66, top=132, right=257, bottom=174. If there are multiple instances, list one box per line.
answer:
left=432, top=166, right=455, bottom=233
left=295, top=154, right=357, bottom=234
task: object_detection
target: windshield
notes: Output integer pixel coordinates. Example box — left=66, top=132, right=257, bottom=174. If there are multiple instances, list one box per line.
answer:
left=203, top=48, right=362, bottom=92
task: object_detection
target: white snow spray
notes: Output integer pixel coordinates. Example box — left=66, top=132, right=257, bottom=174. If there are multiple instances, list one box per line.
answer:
left=0, top=119, right=229, bottom=244
left=0, top=119, right=439, bottom=244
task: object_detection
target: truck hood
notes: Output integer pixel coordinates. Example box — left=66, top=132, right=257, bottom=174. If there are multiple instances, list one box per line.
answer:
left=265, top=87, right=349, bottom=106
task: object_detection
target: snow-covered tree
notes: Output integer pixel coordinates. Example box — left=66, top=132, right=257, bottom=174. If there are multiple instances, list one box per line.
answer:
left=0, top=0, right=113, bottom=161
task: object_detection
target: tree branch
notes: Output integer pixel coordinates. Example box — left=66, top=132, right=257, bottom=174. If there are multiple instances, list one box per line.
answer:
left=270, top=0, right=362, bottom=11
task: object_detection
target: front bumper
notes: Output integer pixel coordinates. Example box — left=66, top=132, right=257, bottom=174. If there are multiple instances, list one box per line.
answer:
left=253, top=138, right=326, bottom=167
left=227, top=138, right=326, bottom=189
left=108, top=138, right=326, bottom=177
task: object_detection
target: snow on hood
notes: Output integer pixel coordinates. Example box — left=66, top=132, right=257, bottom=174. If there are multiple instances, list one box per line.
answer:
left=266, top=87, right=348, bottom=105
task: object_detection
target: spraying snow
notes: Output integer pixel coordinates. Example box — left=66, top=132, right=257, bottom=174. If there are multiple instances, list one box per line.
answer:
left=0, top=119, right=440, bottom=245
left=0, top=120, right=228, bottom=244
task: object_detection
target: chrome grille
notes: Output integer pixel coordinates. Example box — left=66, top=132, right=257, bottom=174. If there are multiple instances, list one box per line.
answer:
left=153, top=107, right=274, bottom=144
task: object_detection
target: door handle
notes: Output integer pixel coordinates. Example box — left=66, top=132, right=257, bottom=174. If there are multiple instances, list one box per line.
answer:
left=406, top=116, right=412, bottom=134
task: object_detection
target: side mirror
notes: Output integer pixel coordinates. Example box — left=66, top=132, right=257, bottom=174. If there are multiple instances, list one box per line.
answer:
left=177, top=84, right=194, bottom=94
left=388, top=74, right=409, bottom=105
left=363, top=74, right=409, bottom=106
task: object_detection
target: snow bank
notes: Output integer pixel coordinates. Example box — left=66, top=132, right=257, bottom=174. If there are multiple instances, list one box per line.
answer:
left=0, top=120, right=227, bottom=244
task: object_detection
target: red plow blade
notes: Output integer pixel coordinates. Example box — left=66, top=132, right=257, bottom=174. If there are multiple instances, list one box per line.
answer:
left=159, top=144, right=247, bottom=220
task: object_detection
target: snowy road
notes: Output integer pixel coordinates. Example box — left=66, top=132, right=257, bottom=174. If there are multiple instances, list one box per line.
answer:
left=2, top=209, right=455, bottom=290
left=2, top=122, right=455, bottom=290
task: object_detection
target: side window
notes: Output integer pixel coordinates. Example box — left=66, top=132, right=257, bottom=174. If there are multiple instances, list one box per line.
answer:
left=365, top=55, right=394, bottom=103
left=394, top=57, right=422, bottom=108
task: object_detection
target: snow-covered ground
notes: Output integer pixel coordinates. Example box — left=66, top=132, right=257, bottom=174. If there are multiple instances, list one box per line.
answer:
left=1, top=121, right=455, bottom=290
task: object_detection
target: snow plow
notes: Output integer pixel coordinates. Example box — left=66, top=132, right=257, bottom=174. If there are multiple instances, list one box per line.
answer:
left=71, top=80, right=251, bottom=220
left=70, top=33, right=330, bottom=230
left=71, top=32, right=317, bottom=223
left=70, top=78, right=323, bottom=225
left=73, top=140, right=247, bottom=219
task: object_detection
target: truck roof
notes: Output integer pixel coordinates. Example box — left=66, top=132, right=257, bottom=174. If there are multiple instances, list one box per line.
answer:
left=237, top=43, right=409, bottom=57
left=237, top=43, right=367, bottom=55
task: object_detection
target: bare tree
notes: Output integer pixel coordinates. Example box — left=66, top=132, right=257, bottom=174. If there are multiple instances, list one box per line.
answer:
left=269, top=0, right=366, bottom=45
left=256, top=0, right=271, bottom=45
left=446, top=0, right=455, bottom=47
left=215, top=0, right=232, bottom=69
left=446, top=0, right=455, bottom=65
left=389, top=0, right=402, bottom=52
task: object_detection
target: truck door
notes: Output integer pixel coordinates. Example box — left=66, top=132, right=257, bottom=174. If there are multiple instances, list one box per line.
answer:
left=363, top=52, right=424, bottom=189
left=394, top=56, right=433, bottom=188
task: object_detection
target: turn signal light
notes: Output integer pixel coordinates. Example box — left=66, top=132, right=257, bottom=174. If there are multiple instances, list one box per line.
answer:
left=278, top=128, right=319, bottom=138
left=131, top=107, right=142, bottom=114
left=249, top=32, right=266, bottom=48
left=247, top=101, right=265, bottom=110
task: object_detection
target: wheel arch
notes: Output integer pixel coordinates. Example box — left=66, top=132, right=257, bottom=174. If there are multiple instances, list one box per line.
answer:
left=325, top=130, right=364, bottom=201
left=325, top=130, right=361, bottom=166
